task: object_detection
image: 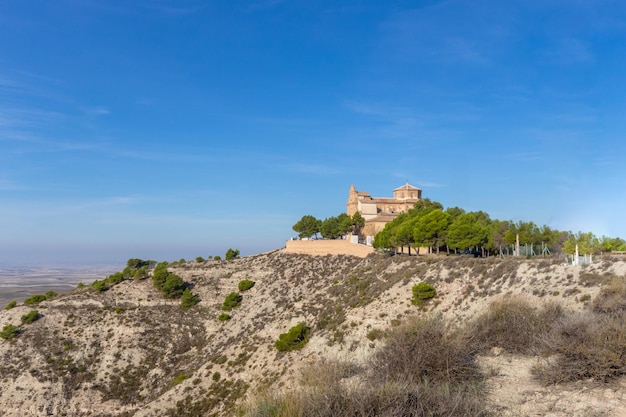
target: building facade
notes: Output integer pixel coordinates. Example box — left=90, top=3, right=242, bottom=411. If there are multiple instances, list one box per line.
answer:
left=346, top=182, right=422, bottom=241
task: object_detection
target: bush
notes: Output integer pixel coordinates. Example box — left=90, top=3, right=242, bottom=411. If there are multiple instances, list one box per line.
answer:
left=171, top=374, right=188, bottom=386
left=466, top=297, right=563, bottom=355
left=106, top=272, right=124, bottom=285
left=24, top=294, right=48, bottom=305
left=592, top=277, right=626, bottom=314
left=0, top=324, right=19, bottom=340
left=218, top=313, right=231, bottom=321
left=225, top=248, right=240, bottom=260
left=221, top=292, right=243, bottom=311
left=195, top=256, right=204, bottom=263
left=21, top=310, right=40, bottom=324
left=180, top=288, right=200, bottom=310
left=45, top=290, right=57, bottom=299
left=4, top=301, right=17, bottom=310
left=161, top=274, right=185, bottom=298
left=91, top=280, right=109, bottom=292
left=238, top=279, right=255, bottom=292
left=533, top=311, right=626, bottom=384
left=373, top=315, right=481, bottom=386
left=411, top=282, right=436, bottom=306
left=275, top=322, right=310, bottom=352
left=213, top=255, right=222, bottom=261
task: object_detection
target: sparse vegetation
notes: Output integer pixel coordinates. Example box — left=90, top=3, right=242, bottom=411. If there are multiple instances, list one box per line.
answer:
left=218, top=313, right=231, bottom=321
left=23, top=294, right=48, bottom=305
left=4, top=301, right=17, bottom=310
left=275, top=322, right=310, bottom=352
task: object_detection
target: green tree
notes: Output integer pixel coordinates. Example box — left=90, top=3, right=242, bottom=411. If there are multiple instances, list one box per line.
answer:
left=225, top=248, right=240, bottom=260
left=180, top=288, right=200, bottom=309
left=152, top=262, right=170, bottom=289
left=413, top=209, right=450, bottom=254
left=292, top=215, right=321, bottom=239
left=195, top=256, right=204, bottom=263
left=161, top=274, right=185, bottom=298
left=351, top=212, right=365, bottom=235
left=320, top=215, right=342, bottom=239
left=446, top=212, right=489, bottom=251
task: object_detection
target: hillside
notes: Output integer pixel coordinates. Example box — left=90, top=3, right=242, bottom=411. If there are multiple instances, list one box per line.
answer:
left=1, top=250, right=626, bottom=416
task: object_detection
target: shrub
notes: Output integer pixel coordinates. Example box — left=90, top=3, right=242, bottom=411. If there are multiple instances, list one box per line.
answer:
left=4, top=301, right=17, bottom=310
left=533, top=311, right=626, bottom=384
left=180, top=288, right=200, bottom=310
left=592, top=277, right=626, bottom=314
left=466, top=297, right=563, bottom=355
left=373, top=315, right=481, bottom=386
left=45, top=290, right=57, bottom=299
left=24, top=294, right=48, bottom=305
left=21, top=310, right=40, bottom=324
left=275, top=322, right=310, bottom=352
left=213, top=255, right=222, bottom=261
left=212, top=372, right=221, bottom=381
left=0, top=324, right=19, bottom=340
left=76, top=282, right=86, bottom=289
left=411, top=282, right=436, bottom=306
left=171, top=374, right=188, bottom=386
left=161, top=274, right=185, bottom=298
left=106, top=272, right=124, bottom=285
left=195, top=256, right=204, bottom=263
left=238, top=279, right=255, bottom=292
left=91, top=280, right=109, bottom=292
left=225, top=248, right=240, bottom=260
left=218, top=313, right=231, bottom=321
left=221, top=292, right=243, bottom=311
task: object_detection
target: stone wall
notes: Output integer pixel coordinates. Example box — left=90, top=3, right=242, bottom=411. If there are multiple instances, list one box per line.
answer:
left=283, top=239, right=374, bottom=258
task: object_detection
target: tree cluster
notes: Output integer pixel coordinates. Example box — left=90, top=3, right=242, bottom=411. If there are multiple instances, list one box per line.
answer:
left=152, top=262, right=186, bottom=299
left=292, top=212, right=365, bottom=240
left=372, top=199, right=625, bottom=256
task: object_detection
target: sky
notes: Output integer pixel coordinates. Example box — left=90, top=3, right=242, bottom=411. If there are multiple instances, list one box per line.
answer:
left=1, top=0, right=626, bottom=266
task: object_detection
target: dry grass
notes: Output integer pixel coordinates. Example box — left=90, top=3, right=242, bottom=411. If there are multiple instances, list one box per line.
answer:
left=532, top=311, right=626, bottom=384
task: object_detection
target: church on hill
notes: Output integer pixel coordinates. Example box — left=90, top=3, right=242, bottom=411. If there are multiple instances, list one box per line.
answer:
left=346, top=182, right=422, bottom=242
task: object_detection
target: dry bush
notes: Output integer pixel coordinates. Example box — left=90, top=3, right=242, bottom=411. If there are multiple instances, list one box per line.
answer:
left=592, top=276, right=626, bottom=314
left=533, top=311, right=626, bottom=384
left=241, top=317, right=489, bottom=417
left=240, top=359, right=487, bottom=417
left=465, top=297, right=564, bottom=355
left=372, top=315, right=482, bottom=387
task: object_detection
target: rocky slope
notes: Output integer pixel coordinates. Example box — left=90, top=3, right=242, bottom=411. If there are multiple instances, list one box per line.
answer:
left=1, top=250, right=625, bottom=416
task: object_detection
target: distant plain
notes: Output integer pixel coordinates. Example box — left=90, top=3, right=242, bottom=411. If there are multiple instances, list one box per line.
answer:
left=0, top=265, right=119, bottom=308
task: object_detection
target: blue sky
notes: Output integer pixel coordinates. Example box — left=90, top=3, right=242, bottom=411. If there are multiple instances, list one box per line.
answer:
left=1, top=0, right=626, bottom=266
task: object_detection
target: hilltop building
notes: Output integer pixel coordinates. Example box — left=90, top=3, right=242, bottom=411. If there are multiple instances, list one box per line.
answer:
left=347, top=182, right=422, bottom=242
